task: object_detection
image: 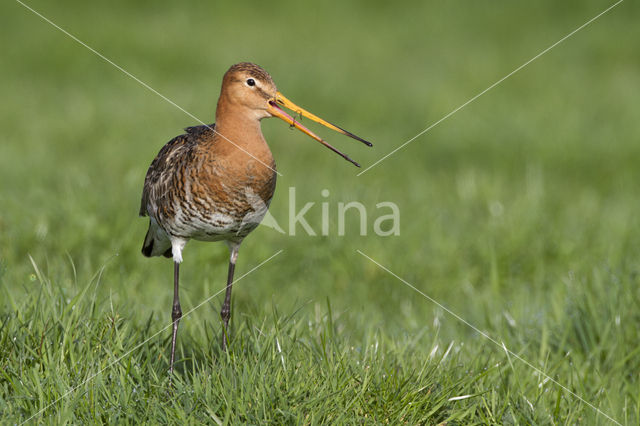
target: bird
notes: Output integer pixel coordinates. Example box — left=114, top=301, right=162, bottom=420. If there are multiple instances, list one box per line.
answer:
left=139, top=62, right=371, bottom=376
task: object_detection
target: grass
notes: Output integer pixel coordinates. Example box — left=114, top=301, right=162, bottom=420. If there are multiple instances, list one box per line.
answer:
left=1, top=0, right=639, bottom=423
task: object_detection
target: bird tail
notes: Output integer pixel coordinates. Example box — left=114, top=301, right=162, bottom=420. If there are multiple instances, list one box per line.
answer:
left=141, top=220, right=172, bottom=258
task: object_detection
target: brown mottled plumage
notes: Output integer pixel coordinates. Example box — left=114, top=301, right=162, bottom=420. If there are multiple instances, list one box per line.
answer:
left=139, top=62, right=371, bottom=378
left=140, top=122, right=276, bottom=257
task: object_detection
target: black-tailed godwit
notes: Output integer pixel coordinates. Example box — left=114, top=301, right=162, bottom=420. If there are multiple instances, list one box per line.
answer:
left=139, top=62, right=371, bottom=376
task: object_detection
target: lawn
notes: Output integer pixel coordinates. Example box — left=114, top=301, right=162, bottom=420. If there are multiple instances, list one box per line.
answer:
left=1, top=0, right=639, bottom=423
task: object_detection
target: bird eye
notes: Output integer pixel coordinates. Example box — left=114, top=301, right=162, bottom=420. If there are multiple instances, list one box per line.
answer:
left=246, top=78, right=256, bottom=87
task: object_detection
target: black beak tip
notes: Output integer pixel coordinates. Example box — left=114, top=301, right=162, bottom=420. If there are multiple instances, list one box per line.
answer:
left=351, top=134, right=373, bottom=147
left=347, top=157, right=361, bottom=167
left=341, top=152, right=361, bottom=167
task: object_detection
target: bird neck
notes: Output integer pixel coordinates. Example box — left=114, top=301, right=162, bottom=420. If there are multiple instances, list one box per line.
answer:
left=214, top=107, right=263, bottom=145
left=211, top=100, right=274, bottom=169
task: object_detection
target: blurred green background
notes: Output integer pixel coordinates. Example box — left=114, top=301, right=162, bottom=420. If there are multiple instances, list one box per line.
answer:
left=1, top=0, right=639, bottom=423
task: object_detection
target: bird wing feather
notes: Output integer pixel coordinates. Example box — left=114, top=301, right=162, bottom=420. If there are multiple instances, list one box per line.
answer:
left=139, top=124, right=216, bottom=217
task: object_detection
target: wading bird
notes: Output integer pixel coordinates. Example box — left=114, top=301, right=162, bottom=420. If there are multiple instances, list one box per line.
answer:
left=139, top=62, right=371, bottom=375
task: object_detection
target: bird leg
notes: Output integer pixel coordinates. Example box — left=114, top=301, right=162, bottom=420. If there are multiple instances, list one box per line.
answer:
left=169, top=261, right=182, bottom=381
left=221, top=244, right=240, bottom=350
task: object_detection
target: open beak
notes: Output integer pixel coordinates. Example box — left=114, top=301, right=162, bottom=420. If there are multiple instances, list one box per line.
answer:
left=267, top=91, right=372, bottom=167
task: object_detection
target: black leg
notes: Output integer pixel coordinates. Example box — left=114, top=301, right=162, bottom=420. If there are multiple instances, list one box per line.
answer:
left=221, top=244, right=239, bottom=350
left=169, top=261, right=182, bottom=381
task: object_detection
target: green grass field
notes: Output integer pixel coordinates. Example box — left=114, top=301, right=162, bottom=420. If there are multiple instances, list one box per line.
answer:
left=1, top=0, right=639, bottom=423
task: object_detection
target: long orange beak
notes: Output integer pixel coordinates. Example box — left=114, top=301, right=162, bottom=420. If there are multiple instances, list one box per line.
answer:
left=267, top=91, right=372, bottom=167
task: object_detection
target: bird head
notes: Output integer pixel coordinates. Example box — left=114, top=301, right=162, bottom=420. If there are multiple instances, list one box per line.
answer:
left=219, top=62, right=372, bottom=167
